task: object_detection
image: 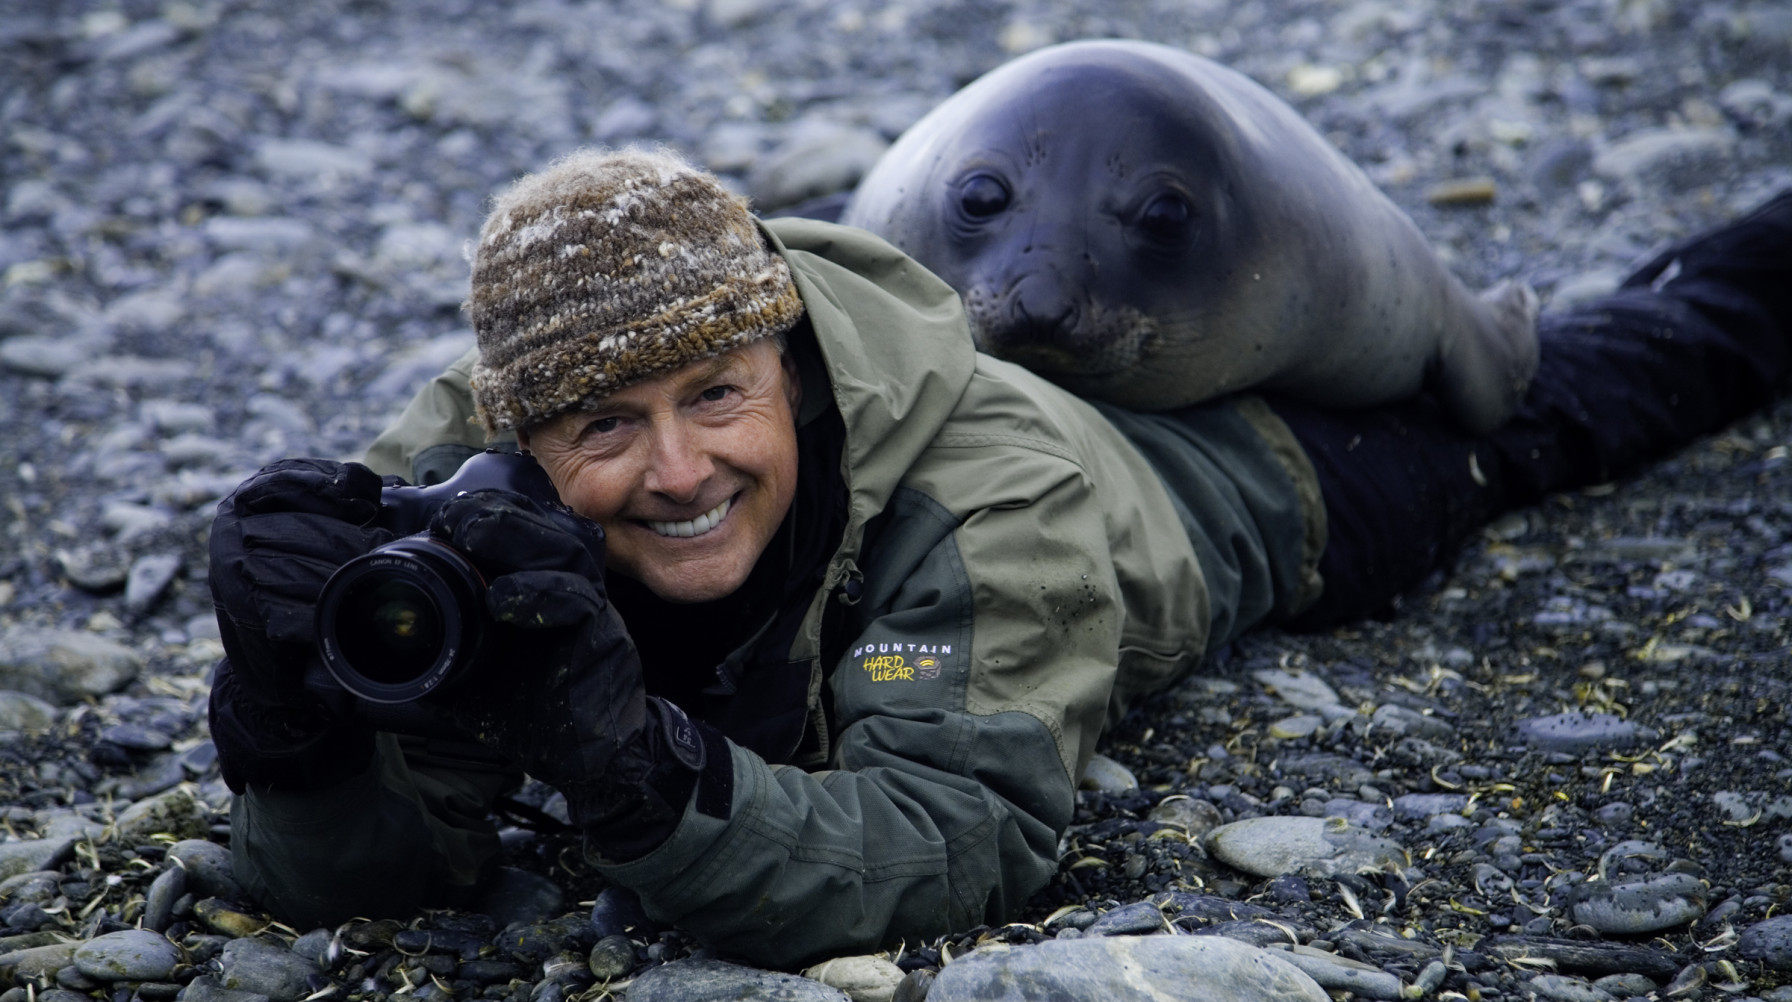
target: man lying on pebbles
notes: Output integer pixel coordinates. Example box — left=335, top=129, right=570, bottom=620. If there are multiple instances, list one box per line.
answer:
left=206, top=147, right=1792, bottom=967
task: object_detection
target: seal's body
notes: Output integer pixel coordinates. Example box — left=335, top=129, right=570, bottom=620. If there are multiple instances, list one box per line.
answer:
left=841, top=40, right=1538, bottom=433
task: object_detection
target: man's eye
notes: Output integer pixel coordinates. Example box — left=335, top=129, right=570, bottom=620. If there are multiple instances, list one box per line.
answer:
left=699, top=385, right=731, bottom=402
left=587, top=416, right=621, bottom=435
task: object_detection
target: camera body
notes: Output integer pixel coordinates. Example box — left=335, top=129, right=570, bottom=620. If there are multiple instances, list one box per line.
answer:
left=311, top=450, right=597, bottom=712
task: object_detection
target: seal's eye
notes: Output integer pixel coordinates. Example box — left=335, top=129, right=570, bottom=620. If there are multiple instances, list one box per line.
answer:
left=958, top=174, right=1010, bottom=218
left=1138, top=192, right=1193, bottom=242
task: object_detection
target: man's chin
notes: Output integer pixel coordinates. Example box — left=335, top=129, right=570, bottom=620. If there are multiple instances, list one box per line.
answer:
left=618, top=550, right=755, bottom=604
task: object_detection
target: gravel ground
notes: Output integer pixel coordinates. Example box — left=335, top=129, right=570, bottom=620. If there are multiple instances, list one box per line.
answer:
left=3, top=0, right=1792, bottom=999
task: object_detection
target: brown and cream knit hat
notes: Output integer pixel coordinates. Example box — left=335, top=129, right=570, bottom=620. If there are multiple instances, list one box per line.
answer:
left=465, top=147, right=804, bottom=435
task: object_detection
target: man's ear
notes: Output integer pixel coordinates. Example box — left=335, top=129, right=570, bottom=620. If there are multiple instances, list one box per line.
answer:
left=781, top=349, right=802, bottom=415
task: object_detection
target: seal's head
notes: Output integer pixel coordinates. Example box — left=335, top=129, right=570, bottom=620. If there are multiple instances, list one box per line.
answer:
left=844, top=42, right=1273, bottom=399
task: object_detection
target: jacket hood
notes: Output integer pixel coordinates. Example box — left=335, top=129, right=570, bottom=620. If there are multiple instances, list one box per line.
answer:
left=760, top=218, right=977, bottom=542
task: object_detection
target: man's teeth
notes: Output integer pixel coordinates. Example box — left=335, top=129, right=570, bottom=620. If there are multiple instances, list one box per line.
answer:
left=648, top=497, right=732, bottom=538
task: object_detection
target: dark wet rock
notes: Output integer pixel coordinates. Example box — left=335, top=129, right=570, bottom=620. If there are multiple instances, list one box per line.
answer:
left=1739, top=915, right=1792, bottom=970
left=585, top=935, right=635, bottom=982
left=0, top=941, right=80, bottom=983
left=588, top=886, right=650, bottom=940
left=0, top=628, right=142, bottom=704
left=1194, top=920, right=1300, bottom=948
left=143, top=864, right=186, bottom=933
left=472, top=866, right=562, bottom=928
left=1085, top=901, right=1168, bottom=936
left=1513, top=712, right=1657, bottom=754
left=101, top=722, right=173, bottom=752
left=624, top=958, right=851, bottom=1001
left=1205, top=816, right=1406, bottom=878
left=167, top=840, right=246, bottom=900
left=217, top=938, right=320, bottom=1002
left=1478, top=936, right=1679, bottom=979
left=925, top=936, right=1326, bottom=1001
left=73, top=929, right=182, bottom=982
left=1590, top=802, right=1634, bottom=827
left=288, top=930, right=332, bottom=968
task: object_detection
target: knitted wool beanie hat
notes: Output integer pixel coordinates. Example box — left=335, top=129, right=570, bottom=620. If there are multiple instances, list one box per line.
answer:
left=466, top=147, right=804, bottom=434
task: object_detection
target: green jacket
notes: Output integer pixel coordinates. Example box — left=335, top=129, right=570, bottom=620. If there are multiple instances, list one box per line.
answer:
left=253, top=219, right=1322, bottom=966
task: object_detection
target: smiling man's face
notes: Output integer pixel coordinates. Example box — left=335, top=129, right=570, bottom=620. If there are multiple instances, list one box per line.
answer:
left=518, top=337, right=802, bottom=603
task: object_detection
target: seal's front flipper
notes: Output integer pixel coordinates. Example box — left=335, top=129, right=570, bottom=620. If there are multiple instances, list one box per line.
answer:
left=1435, top=279, right=1541, bottom=434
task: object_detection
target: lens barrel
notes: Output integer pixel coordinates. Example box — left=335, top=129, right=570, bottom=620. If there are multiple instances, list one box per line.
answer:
left=315, top=535, right=486, bottom=703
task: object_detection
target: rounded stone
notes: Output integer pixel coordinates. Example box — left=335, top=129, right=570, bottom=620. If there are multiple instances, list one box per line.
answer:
left=218, top=938, right=322, bottom=1002
left=1739, top=915, right=1792, bottom=970
left=925, top=935, right=1327, bottom=1002
left=1513, top=712, right=1657, bottom=755
left=1568, top=873, right=1707, bottom=935
left=168, top=840, right=246, bottom=900
left=1205, top=816, right=1408, bottom=879
left=586, top=935, right=636, bottom=983
left=623, top=959, right=851, bottom=1001
left=801, top=954, right=906, bottom=1002
left=0, top=690, right=58, bottom=733
left=1148, top=796, right=1223, bottom=838
left=73, top=929, right=182, bottom=982
left=1079, top=753, right=1139, bottom=794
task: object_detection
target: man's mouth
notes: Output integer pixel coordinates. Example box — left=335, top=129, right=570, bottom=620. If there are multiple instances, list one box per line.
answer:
left=645, top=496, right=733, bottom=538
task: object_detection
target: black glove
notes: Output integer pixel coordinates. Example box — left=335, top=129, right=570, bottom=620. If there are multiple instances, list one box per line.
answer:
left=207, top=458, right=396, bottom=791
left=428, top=489, right=730, bottom=859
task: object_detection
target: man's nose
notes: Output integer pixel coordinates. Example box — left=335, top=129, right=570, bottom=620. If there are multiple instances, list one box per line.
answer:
left=643, top=419, right=712, bottom=502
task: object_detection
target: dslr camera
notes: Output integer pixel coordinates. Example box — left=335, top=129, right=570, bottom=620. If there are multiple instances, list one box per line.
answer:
left=312, top=450, right=599, bottom=708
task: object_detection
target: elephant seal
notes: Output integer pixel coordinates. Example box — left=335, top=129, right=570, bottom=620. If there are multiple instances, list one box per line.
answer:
left=840, top=40, right=1539, bottom=433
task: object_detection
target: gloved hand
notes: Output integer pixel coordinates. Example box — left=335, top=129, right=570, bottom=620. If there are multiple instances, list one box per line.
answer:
left=207, top=458, right=398, bottom=791
left=427, top=489, right=726, bottom=857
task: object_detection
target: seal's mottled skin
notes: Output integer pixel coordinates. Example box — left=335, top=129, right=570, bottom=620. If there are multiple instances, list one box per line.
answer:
left=842, top=40, right=1539, bottom=433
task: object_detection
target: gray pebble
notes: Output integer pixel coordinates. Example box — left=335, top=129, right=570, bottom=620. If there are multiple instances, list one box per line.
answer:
left=1390, top=793, right=1469, bottom=821
left=0, top=691, right=58, bottom=734
left=1369, top=704, right=1456, bottom=742
left=1780, top=834, right=1792, bottom=864
left=1526, top=974, right=1616, bottom=1002
left=1513, top=712, right=1656, bottom=755
left=1593, top=973, right=1657, bottom=996
left=1080, top=753, right=1139, bottom=794
left=1148, top=796, right=1224, bottom=837
left=926, top=936, right=1327, bottom=1001
left=0, top=838, right=79, bottom=882
left=1711, top=791, right=1754, bottom=822
left=73, top=929, right=182, bottom=982
left=623, top=958, right=850, bottom=1001
left=1085, top=901, right=1168, bottom=936
left=1591, top=802, right=1634, bottom=827
left=586, top=935, right=635, bottom=982
left=288, top=930, right=332, bottom=968
left=1320, top=799, right=1392, bottom=831
left=1252, top=669, right=1341, bottom=711
left=142, top=865, right=186, bottom=933
left=1206, top=816, right=1407, bottom=879
left=55, top=545, right=132, bottom=593
left=1266, top=947, right=1401, bottom=999
left=167, top=841, right=246, bottom=901
left=1569, top=873, right=1707, bottom=934
left=177, top=974, right=271, bottom=1002
left=101, top=723, right=173, bottom=752
left=217, top=937, right=321, bottom=1002
left=0, top=628, right=142, bottom=704
left=1740, top=915, right=1792, bottom=971
left=1594, top=127, right=1737, bottom=193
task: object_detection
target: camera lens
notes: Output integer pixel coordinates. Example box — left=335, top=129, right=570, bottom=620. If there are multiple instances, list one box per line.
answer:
left=316, top=536, right=486, bottom=703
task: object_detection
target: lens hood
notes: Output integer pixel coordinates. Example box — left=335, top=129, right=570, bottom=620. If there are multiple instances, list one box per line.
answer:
left=315, top=535, right=487, bottom=703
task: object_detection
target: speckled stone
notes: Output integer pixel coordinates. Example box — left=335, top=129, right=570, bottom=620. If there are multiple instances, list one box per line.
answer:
left=73, top=929, right=182, bottom=982
left=926, top=936, right=1328, bottom=1002
left=1205, top=816, right=1407, bottom=879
